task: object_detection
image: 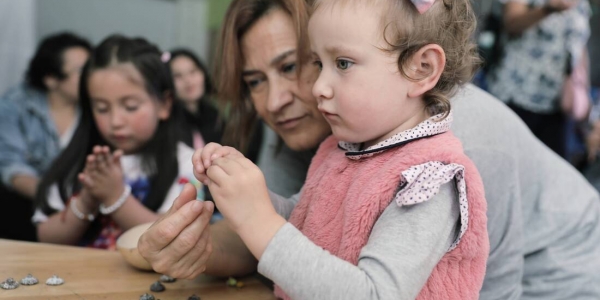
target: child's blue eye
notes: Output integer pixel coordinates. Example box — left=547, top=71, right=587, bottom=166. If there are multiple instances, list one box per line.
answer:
left=336, top=59, right=353, bottom=70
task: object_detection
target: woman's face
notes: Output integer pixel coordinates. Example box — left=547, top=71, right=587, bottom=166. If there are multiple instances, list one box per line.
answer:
left=171, top=56, right=205, bottom=107
left=241, top=9, right=331, bottom=151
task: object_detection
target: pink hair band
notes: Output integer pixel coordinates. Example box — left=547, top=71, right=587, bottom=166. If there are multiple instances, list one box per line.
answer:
left=410, top=0, right=435, bottom=14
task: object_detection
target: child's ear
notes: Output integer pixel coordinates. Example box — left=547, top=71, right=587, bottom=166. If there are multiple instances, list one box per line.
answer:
left=406, top=44, right=445, bottom=98
left=157, top=91, right=173, bottom=120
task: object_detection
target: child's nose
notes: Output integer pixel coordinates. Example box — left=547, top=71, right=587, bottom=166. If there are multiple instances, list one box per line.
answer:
left=110, top=111, right=126, bottom=128
left=312, top=73, right=333, bottom=101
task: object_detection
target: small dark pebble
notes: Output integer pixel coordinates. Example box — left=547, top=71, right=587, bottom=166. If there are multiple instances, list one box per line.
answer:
left=159, top=274, right=176, bottom=283
left=150, top=281, right=165, bottom=292
left=188, top=294, right=201, bottom=300
left=139, top=293, right=155, bottom=300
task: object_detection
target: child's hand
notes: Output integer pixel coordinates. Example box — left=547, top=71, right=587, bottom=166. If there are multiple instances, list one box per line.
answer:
left=205, top=155, right=275, bottom=232
left=80, top=146, right=126, bottom=205
left=192, top=143, right=245, bottom=185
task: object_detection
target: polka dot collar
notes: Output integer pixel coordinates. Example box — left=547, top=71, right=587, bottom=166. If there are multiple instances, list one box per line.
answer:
left=339, top=111, right=453, bottom=159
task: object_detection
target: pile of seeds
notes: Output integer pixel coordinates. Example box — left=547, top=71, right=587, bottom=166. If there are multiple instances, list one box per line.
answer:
left=0, top=274, right=64, bottom=290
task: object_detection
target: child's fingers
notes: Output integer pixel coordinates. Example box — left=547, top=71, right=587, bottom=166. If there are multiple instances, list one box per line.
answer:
left=113, top=149, right=123, bottom=162
left=200, top=143, right=224, bottom=169
left=229, top=155, right=257, bottom=170
left=78, top=173, right=94, bottom=188
left=196, top=173, right=210, bottom=186
left=210, top=146, right=244, bottom=161
left=205, top=165, right=228, bottom=187
left=210, top=157, right=244, bottom=176
left=192, top=148, right=206, bottom=175
left=86, top=154, right=97, bottom=174
left=97, top=146, right=112, bottom=172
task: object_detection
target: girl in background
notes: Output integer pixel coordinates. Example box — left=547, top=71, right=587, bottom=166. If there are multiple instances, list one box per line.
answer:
left=34, top=35, right=205, bottom=249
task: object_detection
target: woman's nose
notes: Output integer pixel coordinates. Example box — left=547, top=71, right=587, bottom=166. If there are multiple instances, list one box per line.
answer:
left=266, top=79, right=294, bottom=113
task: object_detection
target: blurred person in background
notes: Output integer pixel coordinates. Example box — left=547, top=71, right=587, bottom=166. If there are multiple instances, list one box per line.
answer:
left=0, top=32, right=91, bottom=241
left=486, top=0, right=592, bottom=158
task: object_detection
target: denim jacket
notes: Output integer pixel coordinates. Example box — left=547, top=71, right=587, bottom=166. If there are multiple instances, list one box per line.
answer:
left=0, top=84, right=77, bottom=188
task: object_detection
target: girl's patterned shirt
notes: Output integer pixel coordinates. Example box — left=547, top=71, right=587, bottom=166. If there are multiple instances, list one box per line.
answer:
left=339, top=111, right=467, bottom=250
left=32, top=142, right=202, bottom=250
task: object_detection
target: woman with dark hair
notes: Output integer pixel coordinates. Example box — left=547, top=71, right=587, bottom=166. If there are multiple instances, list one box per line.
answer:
left=0, top=32, right=91, bottom=241
left=167, top=48, right=263, bottom=165
left=139, top=0, right=600, bottom=298
left=34, top=35, right=201, bottom=248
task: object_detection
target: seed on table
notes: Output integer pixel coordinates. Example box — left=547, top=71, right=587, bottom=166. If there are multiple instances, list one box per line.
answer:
left=20, top=274, right=38, bottom=285
left=150, top=281, right=165, bottom=292
left=159, top=274, right=176, bottom=283
left=139, top=293, right=155, bottom=300
left=188, top=294, right=201, bottom=300
left=1, top=278, right=19, bottom=290
left=45, top=275, right=64, bottom=286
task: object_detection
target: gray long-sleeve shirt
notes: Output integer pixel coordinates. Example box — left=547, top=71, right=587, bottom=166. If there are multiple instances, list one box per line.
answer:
left=259, top=84, right=600, bottom=300
left=263, top=183, right=460, bottom=300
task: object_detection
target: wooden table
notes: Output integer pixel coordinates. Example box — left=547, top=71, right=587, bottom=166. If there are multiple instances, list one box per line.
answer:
left=0, top=239, right=275, bottom=299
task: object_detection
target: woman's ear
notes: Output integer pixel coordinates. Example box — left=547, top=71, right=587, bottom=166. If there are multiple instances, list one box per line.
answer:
left=158, top=91, right=173, bottom=120
left=43, top=76, right=60, bottom=91
left=406, top=44, right=446, bottom=98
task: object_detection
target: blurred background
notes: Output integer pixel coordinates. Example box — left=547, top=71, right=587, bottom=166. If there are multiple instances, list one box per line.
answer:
left=0, top=0, right=238, bottom=95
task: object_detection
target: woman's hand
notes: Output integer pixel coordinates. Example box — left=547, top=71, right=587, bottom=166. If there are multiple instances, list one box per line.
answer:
left=79, top=146, right=125, bottom=205
left=138, top=183, right=215, bottom=279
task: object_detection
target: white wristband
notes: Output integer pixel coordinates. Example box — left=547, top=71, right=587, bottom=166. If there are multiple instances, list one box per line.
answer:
left=70, top=198, right=96, bottom=222
left=99, top=185, right=132, bottom=215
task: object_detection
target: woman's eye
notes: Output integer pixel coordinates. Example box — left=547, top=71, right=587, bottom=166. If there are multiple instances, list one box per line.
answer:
left=282, top=63, right=296, bottom=73
left=336, top=59, right=353, bottom=70
left=246, top=78, right=263, bottom=89
left=313, top=60, right=323, bottom=71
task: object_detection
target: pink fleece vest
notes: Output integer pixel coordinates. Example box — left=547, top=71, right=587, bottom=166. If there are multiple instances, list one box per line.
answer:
left=274, top=132, right=489, bottom=299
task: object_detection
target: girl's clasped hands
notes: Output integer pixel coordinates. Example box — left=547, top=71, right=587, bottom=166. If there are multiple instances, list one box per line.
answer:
left=77, top=145, right=125, bottom=212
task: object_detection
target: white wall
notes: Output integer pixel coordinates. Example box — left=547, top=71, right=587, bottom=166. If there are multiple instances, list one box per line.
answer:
left=36, top=0, right=209, bottom=61
left=0, top=0, right=209, bottom=95
left=0, top=0, right=36, bottom=95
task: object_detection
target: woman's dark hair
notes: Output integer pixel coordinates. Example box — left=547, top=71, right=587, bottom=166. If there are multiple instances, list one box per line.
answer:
left=168, top=48, right=215, bottom=99
left=166, top=48, right=223, bottom=149
left=36, top=35, right=183, bottom=221
left=215, top=0, right=311, bottom=152
left=26, top=32, right=92, bottom=92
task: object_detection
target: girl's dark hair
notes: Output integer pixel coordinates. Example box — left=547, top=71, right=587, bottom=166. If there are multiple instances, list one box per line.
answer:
left=26, top=32, right=92, bottom=92
left=168, top=48, right=215, bottom=98
left=36, top=35, right=183, bottom=220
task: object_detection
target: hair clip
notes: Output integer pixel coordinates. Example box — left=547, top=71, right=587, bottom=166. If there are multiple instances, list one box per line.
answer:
left=410, top=0, right=435, bottom=14
left=161, top=51, right=171, bottom=63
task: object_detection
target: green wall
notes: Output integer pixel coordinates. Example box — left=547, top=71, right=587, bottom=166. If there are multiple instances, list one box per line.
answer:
left=208, top=0, right=233, bottom=30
